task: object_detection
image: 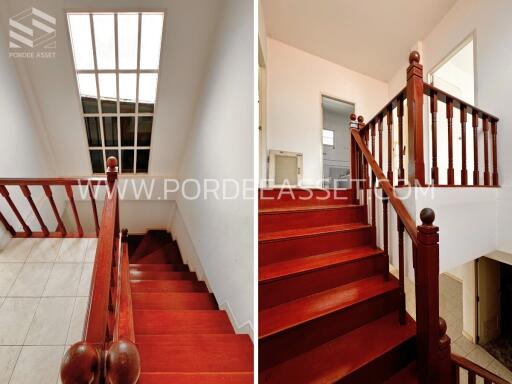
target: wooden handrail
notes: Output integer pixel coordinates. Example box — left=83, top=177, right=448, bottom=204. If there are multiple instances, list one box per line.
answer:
left=451, top=353, right=510, bottom=384
left=0, top=178, right=107, bottom=186
left=351, top=128, right=418, bottom=245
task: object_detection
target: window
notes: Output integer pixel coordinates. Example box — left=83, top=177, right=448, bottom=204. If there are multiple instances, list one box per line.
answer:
left=322, top=129, right=334, bottom=146
left=68, top=12, right=164, bottom=173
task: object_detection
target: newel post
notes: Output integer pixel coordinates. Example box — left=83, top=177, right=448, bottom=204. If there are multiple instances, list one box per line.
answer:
left=106, top=157, right=120, bottom=234
left=406, top=51, right=425, bottom=186
left=415, top=208, right=450, bottom=383
left=349, top=114, right=360, bottom=202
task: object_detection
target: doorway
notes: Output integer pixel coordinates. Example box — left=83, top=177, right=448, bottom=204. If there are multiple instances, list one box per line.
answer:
left=321, top=96, right=354, bottom=188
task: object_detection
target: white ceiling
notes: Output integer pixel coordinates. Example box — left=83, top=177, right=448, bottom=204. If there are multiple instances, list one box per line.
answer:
left=261, top=0, right=457, bottom=82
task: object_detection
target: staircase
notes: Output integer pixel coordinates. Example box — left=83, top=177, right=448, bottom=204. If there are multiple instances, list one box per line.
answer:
left=130, top=230, right=253, bottom=383
left=259, top=189, right=417, bottom=383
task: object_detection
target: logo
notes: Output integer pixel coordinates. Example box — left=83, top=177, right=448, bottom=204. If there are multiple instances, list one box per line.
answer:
left=9, top=7, right=56, bottom=59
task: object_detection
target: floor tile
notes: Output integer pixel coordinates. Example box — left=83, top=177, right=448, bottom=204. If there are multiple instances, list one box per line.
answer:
left=9, top=346, right=64, bottom=384
left=9, top=263, right=53, bottom=297
left=0, top=298, right=39, bottom=345
left=0, top=346, right=21, bottom=383
left=467, top=346, right=495, bottom=368
left=56, top=239, right=88, bottom=263
left=66, top=297, right=88, bottom=345
left=0, top=263, right=23, bottom=296
left=27, top=239, right=63, bottom=262
left=85, top=238, right=98, bottom=262
left=43, top=264, right=82, bottom=297
left=0, top=238, right=35, bottom=262
left=25, top=297, right=75, bottom=346
left=77, top=263, right=94, bottom=296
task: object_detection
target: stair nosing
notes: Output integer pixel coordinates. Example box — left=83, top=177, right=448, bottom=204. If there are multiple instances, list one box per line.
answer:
left=259, top=223, right=372, bottom=243
left=259, top=204, right=360, bottom=215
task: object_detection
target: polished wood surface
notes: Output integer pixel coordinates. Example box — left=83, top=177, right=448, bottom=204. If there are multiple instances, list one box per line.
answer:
left=451, top=353, right=510, bottom=384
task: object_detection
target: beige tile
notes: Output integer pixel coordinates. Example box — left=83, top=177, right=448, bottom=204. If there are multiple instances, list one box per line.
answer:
left=467, top=346, right=495, bottom=368
left=0, top=346, right=21, bottom=383
left=27, top=239, right=63, bottom=262
left=66, top=297, right=88, bottom=345
left=85, top=238, right=98, bottom=262
left=9, top=346, right=64, bottom=384
left=25, top=297, right=75, bottom=346
left=0, top=298, right=39, bottom=345
left=9, top=263, right=53, bottom=297
left=0, top=238, right=35, bottom=262
left=56, top=239, right=88, bottom=263
left=43, top=264, right=83, bottom=297
left=0, top=263, right=23, bottom=296
left=77, top=263, right=94, bottom=296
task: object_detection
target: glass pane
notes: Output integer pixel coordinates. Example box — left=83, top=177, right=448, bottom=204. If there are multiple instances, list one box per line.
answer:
left=119, top=73, right=136, bottom=113
left=85, top=117, right=101, bottom=146
left=105, top=149, right=119, bottom=165
left=140, top=13, right=164, bottom=69
left=138, top=102, right=154, bottom=113
left=98, top=73, right=116, bottom=113
left=136, top=149, right=150, bottom=173
left=121, top=150, right=134, bottom=173
left=68, top=14, right=94, bottom=70
left=137, top=117, right=152, bottom=146
left=120, top=117, right=135, bottom=146
left=138, top=73, right=158, bottom=104
left=118, top=14, right=139, bottom=69
left=77, top=74, right=97, bottom=97
left=82, top=97, right=98, bottom=113
left=90, top=150, right=104, bottom=173
left=93, top=14, right=115, bottom=69
left=102, top=117, right=118, bottom=146
left=101, top=100, right=117, bottom=113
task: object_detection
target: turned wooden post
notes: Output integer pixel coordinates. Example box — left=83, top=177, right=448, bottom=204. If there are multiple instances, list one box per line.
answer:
left=446, top=98, right=455, bottom=185
left=491, top=120, right=498, bottom=186
left=386, top=105, right=393, bottom=183
left=397, top=94, right=405, bottom=185
left=415, top=208, right=444, bottom=384
left=406, top=51, right=425, bottom=186
left=483, top=117, right=490, bottom=186
left=472, top=110, right=480, bottom=185
left=378, top=115, right=383, bottom=169
left=20, top=185, right=49, bottom=236
left=350, top=115, right=359, bottom=197
left=430, top=91, right=439, bottom=185
left=397, top=218, right=405, bottom=325
left=382, top=192, right=389, bottom=281
left=0, top=185, right=32, bottom=235
left=438, top=318, right=453, bottom=384
left=460, top=105, right=468, bottom=185
left=106, top=157, right=119, bottom=235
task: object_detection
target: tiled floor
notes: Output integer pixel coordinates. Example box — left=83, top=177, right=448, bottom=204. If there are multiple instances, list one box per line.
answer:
left=392, top=266, right=512, bottom=383
left=0, top=237, right=97, bottom=384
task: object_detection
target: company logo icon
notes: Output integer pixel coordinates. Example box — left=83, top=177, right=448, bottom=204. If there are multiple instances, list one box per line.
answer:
left=9, top=7, right=56, bottom=49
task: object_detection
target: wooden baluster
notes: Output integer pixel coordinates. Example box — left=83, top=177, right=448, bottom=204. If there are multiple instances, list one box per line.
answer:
left=350, top=115, right=358, bottom=196
left=43, top=185, right=66, bottom=236
left=65, top=184, right=84, bottom=237
left=386, top=105, right=393, bottom=183
left=0, top=185, right=31, bottom=235
left=397, top=94, right=405, bottom=185
left=382, top=193, right=389, bottom=281
left=378, top=115, right=383, bottom=169
left=363, top=128, right=370, bottom=223
left=88, top=184, right=100, bottom=236
left=452, top=364, right=460, bottom=384
left=439, top=318, right=452, bottom=384
left=406, top=51, right=425, bottom=186
left=491, top=120, right=499, bottom=186
left=371, top=122, right=377, bottom=247
left=0, top=211, right=15, bottom=236
left=483, top=116, right=490, bottom=186
left=430, top=91, right=439, bottom=185
left=472, top=111, right=480, bottom=185
left=20, top=185, right=49, bottom=236
left=483, top=378, right=491, bottom=384
left=397, top=218, right=405, bottom=325
left=460, top=105, right=468, bottom=185
left=468, top=372, right=476, bottom=384
left=446, top=98, right=455, bottom=185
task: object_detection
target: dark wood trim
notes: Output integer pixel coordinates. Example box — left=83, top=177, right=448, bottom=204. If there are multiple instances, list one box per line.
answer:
left=483, top=117, right=490, bottom=186
left=451, top=353, right=509, bottom=384
left=491, top=121, right=499, bottom=186
left=0, top=185, right=31, bottom=235
left=446, top=98, right=454, bottom=185
left=460, top=104, right=468, bottom=185
left=472, top=111, right=480, bottom=185
left=430, top=91, right=439, bottom=185
left=397, top=94, right=405, bottom=185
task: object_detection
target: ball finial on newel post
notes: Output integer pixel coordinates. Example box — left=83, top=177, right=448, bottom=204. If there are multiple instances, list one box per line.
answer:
left=350, top=113, right=357, bottom=121
left=60, top=342, right=100, bottom=384
left=357, top=115, right=364, bottom=123
left=420, top=207, right=435, bottom=226
left=409, top=51, right=420, bottom=65
left=107, top=156, right=118, bottom=171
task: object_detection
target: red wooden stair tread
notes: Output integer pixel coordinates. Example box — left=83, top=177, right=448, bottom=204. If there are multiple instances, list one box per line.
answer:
left=261, top=312, right=416, bottom=383
left=383, top=362, right=418, bottom=383
left=259, top=275, right=399, bottom=338
left=134, top=310, right=233, bottom=334
left=130, top=263, right=188, bottom=271
left=139, top=372, right=253, bottom=384
left=259, top=222, right=371, bottom=242
left=259, top=246, right=383, bottom=282
left=259, top=204, right=359, bottom=214
left=129, top=270, right=196, bottom=280
left=132, top=292, right=217, bottom=310
left=130, top=279, right=208, bottom=293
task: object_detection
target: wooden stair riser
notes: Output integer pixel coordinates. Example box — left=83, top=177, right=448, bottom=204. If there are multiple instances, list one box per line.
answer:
left=129, top=270, right=196, bottom=280
left=132, top=292, right=217, bottom=310
left=259, top=228, right=372, bottom=265
left=259, top=206, right=364, bottom=233
left=130, top=264, right=189, bottom=272
left=259, top=188, right=352, bottom=200
left=259, top=254, right=386, bottom=309
left=259, top=289, right=400, bottom=371
left=134, top=310, right=233, bottom=334
left=130, top=280, right=208, bottom=293
left=139, top=373, right=254, bottom=384
left=131, top=231, right=173, bottom=261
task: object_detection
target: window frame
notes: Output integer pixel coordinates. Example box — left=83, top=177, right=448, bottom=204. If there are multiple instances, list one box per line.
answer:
left=66, top=11, right=165, bottom=174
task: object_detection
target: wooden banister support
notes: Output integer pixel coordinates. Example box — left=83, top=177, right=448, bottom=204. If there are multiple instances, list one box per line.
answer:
left=430, top=91, right=439, bottom=185
left=451, top=353, right=510, bottom=384
left=472, top=111, right=480, bottom=185
left=0, top=185, right=31, bottom=235
left=397, top=94, right=405, bottom=185
left=350, top=116, right=359, bottom=197
left=460, top=105, right=468, bottom=185
left=483, top=117, right=490, bottom=186
left=438, top=318, right=452, bottom=384
left=65, top=184, right=84, bottom=237
left=382, top=192, right=389, bottom=281
left=491, top=120, right=499, bottom=186
left=369, top=118, right=377, bottom=247
left=397, top=218, right=405, bottom=325
left=386, top=106, right=393, bottom=183
left=88, top=184, right=100, bottom=236
left=20, top=185, right=49, bottom=236
left=446, top=98, right=455, bottom=185
left=43, top=185, right=66, bottom=236
left=378, top=115, right=383, bottom=169
left=406, top=51, right=425, bottom=186
left=0, top=211, right=15, bottom=236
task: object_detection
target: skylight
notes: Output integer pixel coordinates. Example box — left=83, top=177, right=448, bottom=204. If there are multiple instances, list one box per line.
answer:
left=67, top=12, right=164, bottom=174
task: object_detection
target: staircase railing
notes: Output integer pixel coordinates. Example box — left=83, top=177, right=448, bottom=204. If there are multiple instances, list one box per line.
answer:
left=357, top=51, right=499, bottom=187
left=451, top=353, right=509, bottom=384
left=59, top=157, right=140, bottom=384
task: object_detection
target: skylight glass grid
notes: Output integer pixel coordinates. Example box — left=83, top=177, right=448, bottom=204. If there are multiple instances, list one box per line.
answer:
left=67, top=11, right=164, bottom=174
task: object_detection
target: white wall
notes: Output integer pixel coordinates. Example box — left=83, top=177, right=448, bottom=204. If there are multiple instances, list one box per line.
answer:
left=266, top=38, right=388, bottom=185
left=172, top=0, right=254, bottom=338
